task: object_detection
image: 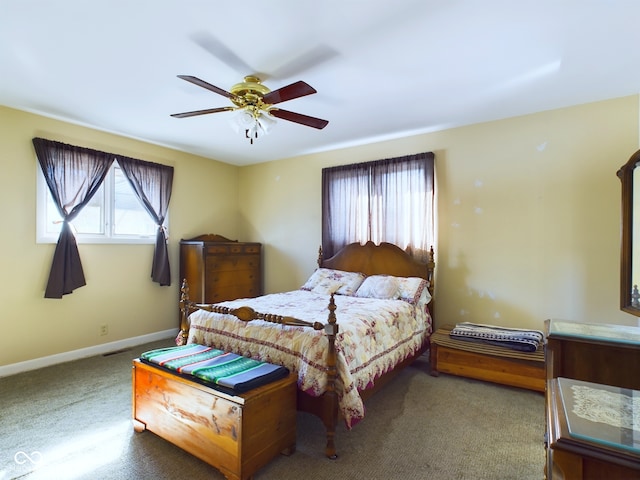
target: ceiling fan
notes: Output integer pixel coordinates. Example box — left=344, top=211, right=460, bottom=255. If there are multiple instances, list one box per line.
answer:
left=171, top=75, right=329, bottom=144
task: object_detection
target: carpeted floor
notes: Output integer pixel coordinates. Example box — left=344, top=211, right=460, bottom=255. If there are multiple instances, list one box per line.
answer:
left=0, top=339, right=545, bottom=479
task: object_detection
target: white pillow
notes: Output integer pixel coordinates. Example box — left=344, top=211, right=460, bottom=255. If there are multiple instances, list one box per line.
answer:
left=355, top=275, right=399, bottom=299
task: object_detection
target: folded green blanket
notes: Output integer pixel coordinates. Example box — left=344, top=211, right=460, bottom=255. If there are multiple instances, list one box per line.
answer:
left=140, top=344, right=290, bottom=393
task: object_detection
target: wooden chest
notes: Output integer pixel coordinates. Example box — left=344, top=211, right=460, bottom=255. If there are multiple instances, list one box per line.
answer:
left=180, top=234, right=262, bottom=306
left=430, top=325, right=545, bottom=392
left=132, top=359, right=296, bottom=480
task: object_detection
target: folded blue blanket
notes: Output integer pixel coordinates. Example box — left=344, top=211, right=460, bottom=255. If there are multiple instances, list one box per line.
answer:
left=449, top=322, right=544, bottom=352
left=140, top=344, right=289, bottom=393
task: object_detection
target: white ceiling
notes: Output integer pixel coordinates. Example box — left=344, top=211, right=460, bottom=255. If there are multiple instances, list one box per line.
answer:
left=2, top=0, right=640, bottom=166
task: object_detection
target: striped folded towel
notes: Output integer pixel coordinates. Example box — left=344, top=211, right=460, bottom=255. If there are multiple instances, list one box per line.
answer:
left=449, top=322, right=544, bottom=352
left=140, top=344, right=289, bottom=393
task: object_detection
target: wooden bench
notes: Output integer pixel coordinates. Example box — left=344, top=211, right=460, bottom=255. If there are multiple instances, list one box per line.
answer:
left=132, top=359, right=297, bottom=480
left=429, top=325, right=545, bottom=392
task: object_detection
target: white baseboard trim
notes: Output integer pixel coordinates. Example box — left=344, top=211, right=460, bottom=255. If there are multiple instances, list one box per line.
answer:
left=0, top=328, right=178, bottom=378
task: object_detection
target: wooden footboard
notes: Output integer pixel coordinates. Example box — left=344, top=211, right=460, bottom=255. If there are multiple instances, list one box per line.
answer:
left=178, top=279, right=341, bottom=459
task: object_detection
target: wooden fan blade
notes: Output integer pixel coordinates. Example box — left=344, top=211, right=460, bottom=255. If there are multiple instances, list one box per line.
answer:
left=269, top=108, right=328, bottom=129
left=171, top=106, right=234, bottom=118
left=270, top=45, right=339, bottom=79
left=177, top=75, right=232, bottom=98
left=190, top=31, right=256, bottom=76
left=263, top=81, right=317, bottom=105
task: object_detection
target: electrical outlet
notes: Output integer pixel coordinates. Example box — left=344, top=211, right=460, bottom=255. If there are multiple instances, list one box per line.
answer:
left=99, top=324, right=108, bottom=336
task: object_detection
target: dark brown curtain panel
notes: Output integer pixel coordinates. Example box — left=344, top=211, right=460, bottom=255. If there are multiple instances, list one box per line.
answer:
left=321, top=161, right=371, bottom=259
left=322, top=152, right=435, bottom=262
left=33, top=138, right=114, bottom=298
left=117, top=156, right=174, bottom=286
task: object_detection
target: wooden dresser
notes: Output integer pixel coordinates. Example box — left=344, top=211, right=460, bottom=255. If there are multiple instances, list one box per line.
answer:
left=180, top=234, right=262, bottom=305
left=545, top=320, right=640, bottom=479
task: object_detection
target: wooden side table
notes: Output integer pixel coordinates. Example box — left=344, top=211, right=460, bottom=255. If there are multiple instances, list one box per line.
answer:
left=546, top=377, right=640, bottom=479
left=546, top=320, right=640, bottom=389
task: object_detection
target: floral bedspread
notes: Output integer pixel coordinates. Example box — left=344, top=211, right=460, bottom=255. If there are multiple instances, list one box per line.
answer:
left=187, top=290, right=432, bottom=427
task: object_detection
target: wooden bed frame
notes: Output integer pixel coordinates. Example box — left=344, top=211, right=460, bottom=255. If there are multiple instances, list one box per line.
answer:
left=177, top=241, right=435, bottom=459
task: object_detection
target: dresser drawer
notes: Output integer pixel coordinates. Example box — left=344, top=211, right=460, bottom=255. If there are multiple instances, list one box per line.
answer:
left=206, top=256, right=260, bottom=273
left=208, top=270, right=259, bottom=287
left=207, top=245, right=230, bottom=255
left=207, top=244, right=261, bottom=256
left=241, top=244, right=260, bottom=254
left=206, top=283, right=261, bottom=303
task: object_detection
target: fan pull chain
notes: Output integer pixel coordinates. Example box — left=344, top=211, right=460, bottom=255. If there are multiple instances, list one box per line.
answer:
left=245, top=129, right=258, bottom=145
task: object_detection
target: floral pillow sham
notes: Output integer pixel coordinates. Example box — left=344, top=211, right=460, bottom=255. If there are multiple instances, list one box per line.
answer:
left=301, top=268, right=366, bottom=296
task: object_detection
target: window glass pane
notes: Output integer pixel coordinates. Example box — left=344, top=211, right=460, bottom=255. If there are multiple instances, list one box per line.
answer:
left=73, top=185, right=104, bottom=234
left=44, top=185, right=104, bottom=235
left=113, top=166, right=157, bottom=236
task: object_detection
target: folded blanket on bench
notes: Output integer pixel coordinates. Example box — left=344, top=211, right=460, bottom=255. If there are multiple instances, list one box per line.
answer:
left=450, top=322, right=544, bottom=352
left=140, top=344, right=290, bottom=394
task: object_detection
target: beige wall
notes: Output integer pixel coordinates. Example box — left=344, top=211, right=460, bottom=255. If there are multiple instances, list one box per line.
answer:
left=240, top=95, right=640, bottom=331
left=3, top=94, right=639, bottom=367
left=0, top=106, right=239, bottom=366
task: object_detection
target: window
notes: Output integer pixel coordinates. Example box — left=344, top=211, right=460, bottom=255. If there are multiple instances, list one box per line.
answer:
left=37, top=162, right=162, bottom=244
left=322, top=152, right=435, bottom=262
left=33, top=137, right=174, bottom=297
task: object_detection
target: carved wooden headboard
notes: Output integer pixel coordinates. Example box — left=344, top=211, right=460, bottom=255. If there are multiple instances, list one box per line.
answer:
left=318, top=241, right=435, bottom=298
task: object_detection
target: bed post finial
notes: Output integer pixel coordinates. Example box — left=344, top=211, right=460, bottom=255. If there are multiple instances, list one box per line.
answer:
left=317, top=245, right=323, bottom=268
left=427, top=245, right=435, bottom=287
left=177, top=279, right=191, bottom=346
left=323, top=293, right=339, bottom=459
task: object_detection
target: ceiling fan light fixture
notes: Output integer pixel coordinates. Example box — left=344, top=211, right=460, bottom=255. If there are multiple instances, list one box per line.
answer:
left=257, top=110, right=276, bottom=133
left=230, top=107, right=276, bottom=144
left=236, top=108, right=256, bottom=127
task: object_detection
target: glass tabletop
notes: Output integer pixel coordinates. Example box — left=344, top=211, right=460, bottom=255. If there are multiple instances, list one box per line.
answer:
left=557, top=377, right=640, bottom=454
left=548, top=319, right=640, bottom=346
